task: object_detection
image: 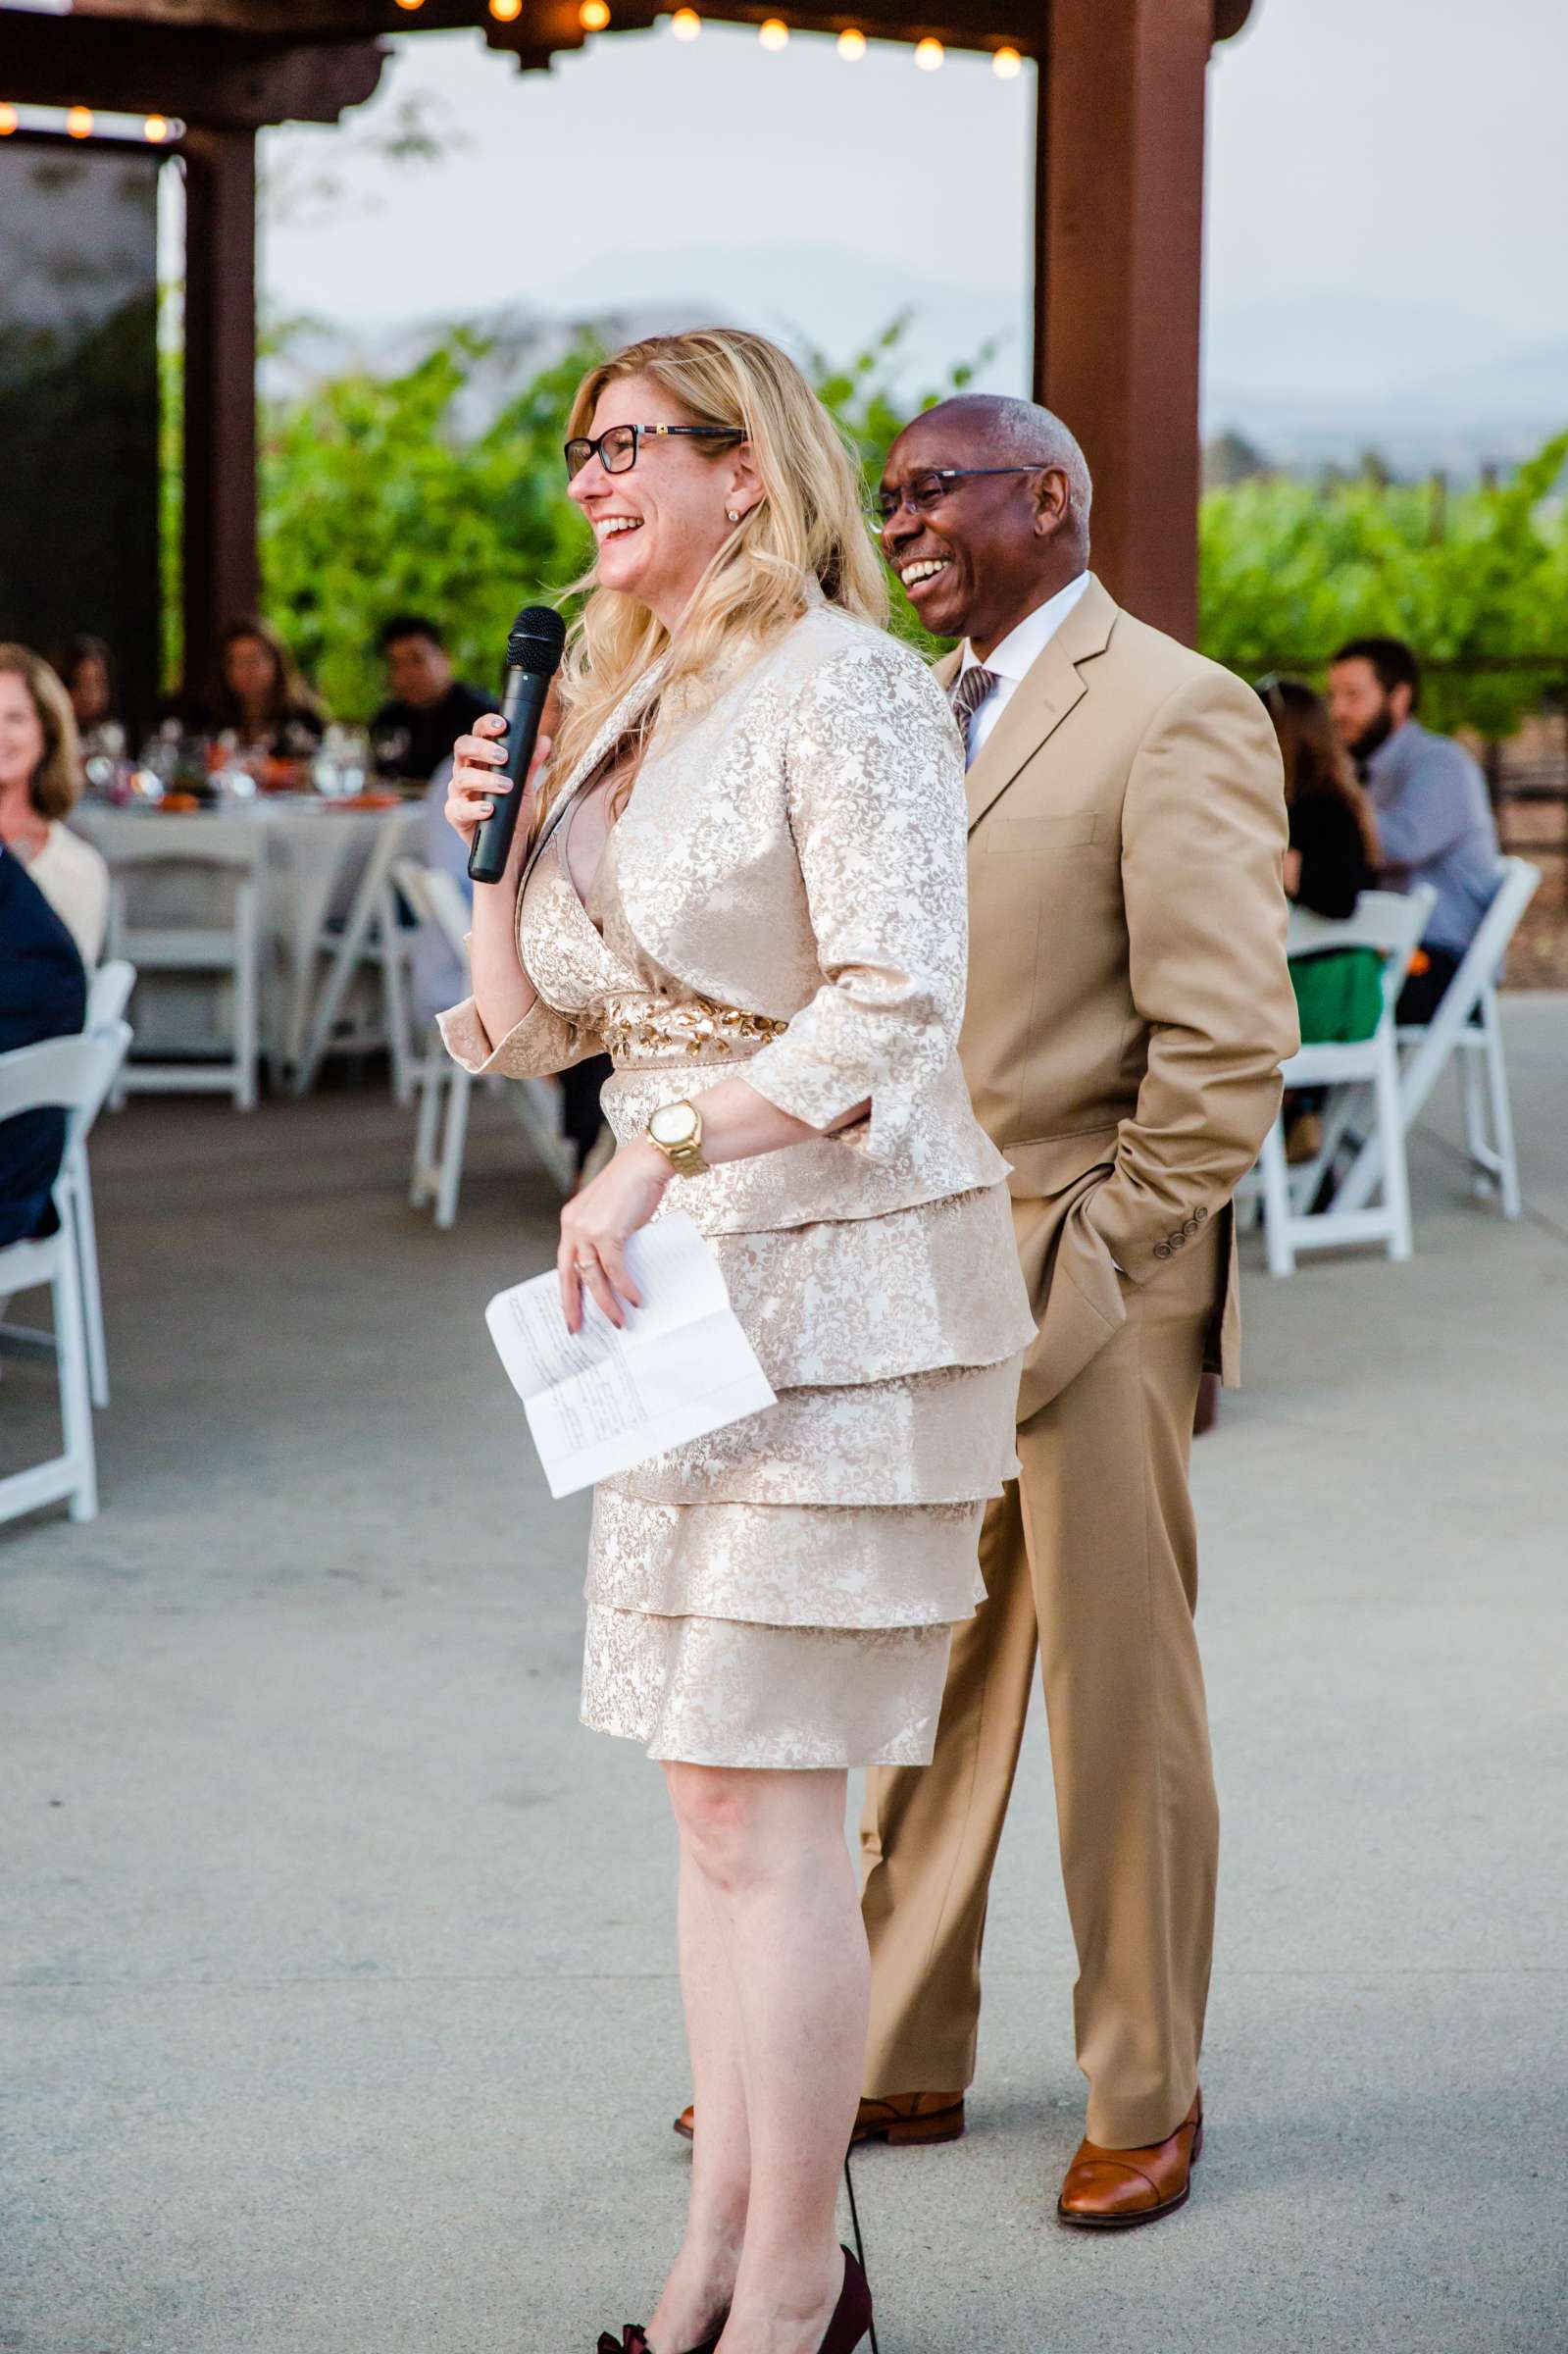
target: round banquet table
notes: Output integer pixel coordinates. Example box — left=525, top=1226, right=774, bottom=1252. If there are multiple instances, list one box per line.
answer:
left=72, top=796, right=419, bottom=1080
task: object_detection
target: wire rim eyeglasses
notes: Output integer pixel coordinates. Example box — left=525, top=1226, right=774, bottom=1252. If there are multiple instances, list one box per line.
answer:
left=868, top=464, right=1050, bottom=532
left=564, top=422, right=746, bottom=482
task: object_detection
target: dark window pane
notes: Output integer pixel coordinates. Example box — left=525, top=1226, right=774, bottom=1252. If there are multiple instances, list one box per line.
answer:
left=0, top=138, right=161, bottom=735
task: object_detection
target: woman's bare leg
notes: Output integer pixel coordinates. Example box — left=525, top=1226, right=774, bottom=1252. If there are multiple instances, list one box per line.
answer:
left=665, top=1764, right=867, bottom=2354
left=645, top=1835, right=750, bottom=2351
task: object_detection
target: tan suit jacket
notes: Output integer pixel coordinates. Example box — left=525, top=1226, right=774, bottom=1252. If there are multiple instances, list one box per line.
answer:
left=946, top=575, right=1297, bottom=1418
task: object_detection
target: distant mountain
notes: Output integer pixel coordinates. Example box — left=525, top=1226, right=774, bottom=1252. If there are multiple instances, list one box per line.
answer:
left=1204, top=291, right=1513, bottom=405
left=263, top=244, right=1028, bottom=424
left=1203, top=292, right=1568, bottom=475
left=263, top=302, right=715, bottom=434
left=1400, top=337, right=1568, bottom=426
left=265, top=276, right=1565, bottom=484
left=535, top=243, right=1027, bottom=395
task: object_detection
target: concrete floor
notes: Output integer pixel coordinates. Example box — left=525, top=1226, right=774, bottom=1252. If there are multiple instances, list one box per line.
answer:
left=2, top=1002, right=1566, bottom=2354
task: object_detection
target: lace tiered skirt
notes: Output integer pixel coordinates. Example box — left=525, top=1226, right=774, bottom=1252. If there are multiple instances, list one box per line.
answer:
left=579, top=1054, right=1031, bottom=1768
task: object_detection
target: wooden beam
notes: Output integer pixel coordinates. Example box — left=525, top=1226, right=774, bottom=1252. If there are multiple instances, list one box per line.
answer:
left=1036, top=0, right=1211, bottom=643
left=639, top=2, right=1037, bottom=44
left=182, top=125, right=259, bottom=691
left=46, top=0, right=374, bottom=27
left=42, top=0, right=1044, bottom=58
left=57, top=0, right=555, bottom=29
left=0, top=19, right=387, bottom=128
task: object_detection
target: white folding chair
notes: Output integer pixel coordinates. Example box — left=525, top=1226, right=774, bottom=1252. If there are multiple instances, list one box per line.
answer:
left=68, top=957, right=137, bottom=1403
left=0, top=1021, right=131, bottom=1529
left=106, top=823, right=262, bottom=1108
left=87, top=958, right=136, bottom=1030
left=291, top=809, right=422, bottom=1100
left=72, top=963, right=137, bottom=1407
left=393, top=858, right=477, bottom=1229
left=1335, top=857, right=1542, bottom=1221
left=0, top=960, right=135, bottom=1402
left=1253, top=888, right=1435, bottom=1276
left=391, top=856, right=576, bottom=1228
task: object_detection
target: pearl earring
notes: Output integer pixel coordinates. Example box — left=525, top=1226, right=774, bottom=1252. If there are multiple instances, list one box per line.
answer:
left=727, top=508, right=742, bottom=524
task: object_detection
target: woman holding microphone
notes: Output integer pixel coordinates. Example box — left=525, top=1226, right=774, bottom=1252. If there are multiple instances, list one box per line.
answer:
left=441, top=329, right=1032, bottom=2354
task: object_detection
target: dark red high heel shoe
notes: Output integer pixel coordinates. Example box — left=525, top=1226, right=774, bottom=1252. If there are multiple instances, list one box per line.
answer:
left=596, top=2249, right=869, bottom=2354
left=818, top=2244, right=874, bottom=2354
left=596, top=2324, right=724, bottom=2353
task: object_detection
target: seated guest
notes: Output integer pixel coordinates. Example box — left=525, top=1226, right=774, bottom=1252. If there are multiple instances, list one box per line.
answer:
left=0, top=843, right=88, bottom=1250
left=1258, top=673, right=1383, bottom=1043
left=213, top=617, right=329, bottom=759
left=1329, top=635, right=1500, bottom=1022
left=0, top=645, right=110, bottom=965
left=371, top=616, right=490, bottom=785
left=52, top=633, right=122, bottom=755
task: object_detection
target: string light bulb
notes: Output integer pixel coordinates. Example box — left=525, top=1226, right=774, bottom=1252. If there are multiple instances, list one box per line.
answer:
left=992, top=44, right=1022, bottom=77
left=580, top=0, right=611, bottom=24
left=758, top=18, right=788, bottom=47
left=67, top=105, right=94, bottom=138
left=671, top=5, right=700, bottom=31
left=836, top=26, right=866, bottom=57
left=0, top=104, right=17, bottom=136
left=143, top=114, right=171, bottom=143
left=489, top=0, right=523, bottom=20
left=914, top=36, right=943, bottom=68
left=394, top=0, right=426, bottom=11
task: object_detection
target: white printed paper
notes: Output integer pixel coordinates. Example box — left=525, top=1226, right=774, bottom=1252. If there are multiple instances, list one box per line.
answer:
left=484, top=1208, right=777, bottom=1499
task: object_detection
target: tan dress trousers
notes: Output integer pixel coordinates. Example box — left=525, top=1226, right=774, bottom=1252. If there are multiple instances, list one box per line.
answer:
left=859, top=1216, right=1221, bottom=2152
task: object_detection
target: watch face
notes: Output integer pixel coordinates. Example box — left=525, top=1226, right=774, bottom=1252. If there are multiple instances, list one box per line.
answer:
left=650, top=1102, right=697, bottom=1147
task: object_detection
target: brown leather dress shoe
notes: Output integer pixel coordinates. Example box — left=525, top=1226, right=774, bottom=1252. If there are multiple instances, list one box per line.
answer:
left=673, top=2088, right=966, bottom=2148
left=1055, top=2091, right=1203, bottom=2229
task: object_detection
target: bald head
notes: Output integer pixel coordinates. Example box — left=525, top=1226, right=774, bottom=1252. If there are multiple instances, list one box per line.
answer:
left=927, top=395, right=1093, bottom=539
left=879, top=395, right=1093, bottom=655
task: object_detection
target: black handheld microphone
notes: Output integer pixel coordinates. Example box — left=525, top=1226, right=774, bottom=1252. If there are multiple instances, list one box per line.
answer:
left=467, top=603, right=569, bottom=887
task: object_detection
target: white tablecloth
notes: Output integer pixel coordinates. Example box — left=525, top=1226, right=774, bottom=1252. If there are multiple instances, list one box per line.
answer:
left=73, top=798, right=417, bottom=1071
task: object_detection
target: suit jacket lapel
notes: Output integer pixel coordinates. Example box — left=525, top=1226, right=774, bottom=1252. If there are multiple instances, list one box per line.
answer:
left=960, top=575, right=1118, bottom=833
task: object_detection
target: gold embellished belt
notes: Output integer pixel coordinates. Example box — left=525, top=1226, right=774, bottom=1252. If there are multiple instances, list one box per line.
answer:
left=600, top=993, right=789, bottom=1068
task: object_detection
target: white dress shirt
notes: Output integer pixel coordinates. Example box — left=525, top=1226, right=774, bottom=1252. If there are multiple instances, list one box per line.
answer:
left=956, top=571, right=1091, bottom=761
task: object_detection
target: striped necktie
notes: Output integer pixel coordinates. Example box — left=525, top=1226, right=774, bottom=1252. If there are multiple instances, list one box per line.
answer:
left=950, top=664, right=998, bottom=769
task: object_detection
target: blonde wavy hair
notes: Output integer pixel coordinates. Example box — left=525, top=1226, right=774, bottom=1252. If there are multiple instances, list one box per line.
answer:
left=0, top=643, right=84, bottom=822
left=542, top=328, right=886, bottom=827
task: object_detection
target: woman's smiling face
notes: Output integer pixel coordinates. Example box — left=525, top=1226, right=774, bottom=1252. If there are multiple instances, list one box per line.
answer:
left=0, top=669, right=46, bottom=803
left=568, top=375, right=754, bottom=629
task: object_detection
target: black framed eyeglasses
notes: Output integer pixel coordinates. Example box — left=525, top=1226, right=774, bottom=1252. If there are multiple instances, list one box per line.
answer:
left=870, top=465, right=1047, bottom=528
left=564, top=422, right=745, bottom=481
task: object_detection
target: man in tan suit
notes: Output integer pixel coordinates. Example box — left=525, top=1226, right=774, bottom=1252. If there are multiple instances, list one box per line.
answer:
left=857, top=395, right=1297, bottom=2226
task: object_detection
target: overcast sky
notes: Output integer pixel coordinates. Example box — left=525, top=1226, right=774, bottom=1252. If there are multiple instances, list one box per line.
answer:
left=260, top=0, right=1566, bottom=397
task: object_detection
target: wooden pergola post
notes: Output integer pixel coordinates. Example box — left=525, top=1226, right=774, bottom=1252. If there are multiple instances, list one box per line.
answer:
left=0, top=14, right=384, bottom=698
left=1036, top=0, right=1216, bottom=645
left=181, top=125, right=261, bottom=698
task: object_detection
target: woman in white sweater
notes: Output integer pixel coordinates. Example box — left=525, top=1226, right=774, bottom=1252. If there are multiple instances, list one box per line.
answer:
left=0, top=646, right=109, bottom=966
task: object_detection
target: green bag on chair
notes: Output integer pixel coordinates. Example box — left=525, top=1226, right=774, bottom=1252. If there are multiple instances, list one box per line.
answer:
left=1290, top=947, right=1384, bottom=1046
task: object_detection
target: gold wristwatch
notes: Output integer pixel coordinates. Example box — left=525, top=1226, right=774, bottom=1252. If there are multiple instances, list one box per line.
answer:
left=645, top=1099, right=709, bottom=1177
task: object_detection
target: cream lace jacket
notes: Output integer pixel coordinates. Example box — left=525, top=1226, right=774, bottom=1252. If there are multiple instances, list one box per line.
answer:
left=439, top=601, right=1013, bottom=1230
